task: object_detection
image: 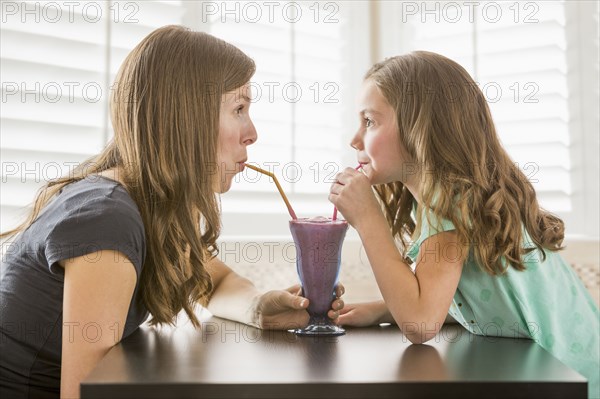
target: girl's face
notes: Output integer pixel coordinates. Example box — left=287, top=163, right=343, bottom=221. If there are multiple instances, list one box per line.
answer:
left=216, top=83, right=257, bottom=193
left=350, top=79, right=417, bottom=189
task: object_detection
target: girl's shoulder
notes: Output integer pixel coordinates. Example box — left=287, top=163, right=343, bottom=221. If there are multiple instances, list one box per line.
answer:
left=409, top=202, right=456, bottom=242
left=406, top=202, right=456, bottom=262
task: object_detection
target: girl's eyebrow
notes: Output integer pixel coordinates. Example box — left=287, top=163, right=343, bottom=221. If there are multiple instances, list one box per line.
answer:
left=360, top=108, right=382, bottom=116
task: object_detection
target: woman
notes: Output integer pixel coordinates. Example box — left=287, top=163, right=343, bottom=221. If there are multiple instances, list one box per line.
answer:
left=0, top=25, right=343, bottom=398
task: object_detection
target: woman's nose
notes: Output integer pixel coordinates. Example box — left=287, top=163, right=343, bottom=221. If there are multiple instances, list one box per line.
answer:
left=243, top=122, right=258, bottom=146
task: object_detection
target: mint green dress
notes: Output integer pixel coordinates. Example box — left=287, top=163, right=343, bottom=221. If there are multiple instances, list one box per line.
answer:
left=406, top=205, right=600, bottom=398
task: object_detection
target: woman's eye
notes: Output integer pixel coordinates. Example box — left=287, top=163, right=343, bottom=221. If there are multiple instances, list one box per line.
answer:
left=364, top=117, right=373, bottom=128
left=236, top=105, right=244, bottom=115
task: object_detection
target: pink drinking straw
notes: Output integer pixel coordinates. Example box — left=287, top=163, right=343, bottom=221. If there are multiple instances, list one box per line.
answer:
left=332, top=164, right=363, bottom=221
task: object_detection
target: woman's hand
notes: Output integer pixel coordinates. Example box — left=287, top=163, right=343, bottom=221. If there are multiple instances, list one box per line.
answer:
left=252, top=284, right=345, bottom=330
left=329, top=167, right=381, bottom=229
left=337, top=300, right=393, bottom=327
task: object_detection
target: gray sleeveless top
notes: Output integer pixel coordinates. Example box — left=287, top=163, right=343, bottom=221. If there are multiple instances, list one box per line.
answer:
left=0, top=175, right=148, bottom=398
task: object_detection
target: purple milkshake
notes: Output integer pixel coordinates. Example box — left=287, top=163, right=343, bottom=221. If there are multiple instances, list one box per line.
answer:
left=289, top=216, right=348, bottom=336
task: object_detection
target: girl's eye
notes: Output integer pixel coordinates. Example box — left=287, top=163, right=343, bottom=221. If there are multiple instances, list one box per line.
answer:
left=364, top=117, right=373, bottom=128
left=236, top=105, right=244, bottom=115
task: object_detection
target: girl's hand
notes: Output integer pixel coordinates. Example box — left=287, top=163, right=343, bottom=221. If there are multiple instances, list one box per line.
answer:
left=329, top=167, right=381, bottom=229
left=252, top=284, right=345, bottom=330
left=337, top=301, right=392, bottom=327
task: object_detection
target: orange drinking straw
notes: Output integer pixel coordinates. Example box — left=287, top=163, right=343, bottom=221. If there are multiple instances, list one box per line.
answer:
left=332, top=164, right=363, bottom=221
left=243, top=163, right=298, bottom=220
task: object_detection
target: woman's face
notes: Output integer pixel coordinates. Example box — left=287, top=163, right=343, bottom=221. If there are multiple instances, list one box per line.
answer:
left=216, top=83, right=258, bottom=193
left=350, top=79, right=417, bottom=189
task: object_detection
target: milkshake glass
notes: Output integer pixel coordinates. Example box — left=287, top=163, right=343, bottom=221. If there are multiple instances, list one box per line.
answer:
left=289, top=216, right=348, bottom=336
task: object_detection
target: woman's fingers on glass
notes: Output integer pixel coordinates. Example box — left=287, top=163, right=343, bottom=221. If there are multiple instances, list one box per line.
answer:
left=332, top=298, right=344, bottom=310
left=335, top=283, right=345, bottom=297
left=328, top=309, right=339, bottom=320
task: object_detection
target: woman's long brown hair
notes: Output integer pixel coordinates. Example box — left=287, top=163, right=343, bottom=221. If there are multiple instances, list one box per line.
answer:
left=1, top=25, right=256, bottom=327
left=368, top=51, right=564, bottom=275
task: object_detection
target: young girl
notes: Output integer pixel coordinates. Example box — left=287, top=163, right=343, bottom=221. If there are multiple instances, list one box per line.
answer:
left=329, top=51, right=599, bottom=398
left=0, top=26, right=343, bottom=399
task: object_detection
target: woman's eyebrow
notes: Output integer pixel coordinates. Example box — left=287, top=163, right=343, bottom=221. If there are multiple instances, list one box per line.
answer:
left=225, top=92, right=251, bottom=105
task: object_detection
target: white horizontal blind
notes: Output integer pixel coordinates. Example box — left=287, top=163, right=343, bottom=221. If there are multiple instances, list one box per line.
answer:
left=205, top=1, right=350, bottom=234
left=1, top=1, right=353, bottom=235
left=107, top=1, right=185, bottom=132
left=476, top=1, right=570, bottom=213
left=1, top=0, right=108, bottom=231
left=207, top=2, right=294, bottom=195
left=207, top=1, right=347, bottom=195
left=400, top=0, right=475, bottom=75
left=400, top=0, right=571, bottom=217
left=0, top=1, right=184, bottom=232
left=291, top=1, right=346, bottom=195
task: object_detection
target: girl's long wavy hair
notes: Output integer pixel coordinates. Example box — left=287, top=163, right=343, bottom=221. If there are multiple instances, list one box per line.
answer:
left=1, top=25, right=256, bottom=326
left=368, top=51, right=564, bottom=275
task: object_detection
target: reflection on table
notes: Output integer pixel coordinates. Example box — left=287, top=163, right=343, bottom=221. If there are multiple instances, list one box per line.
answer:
left=82, top=314, right=586, bottom=399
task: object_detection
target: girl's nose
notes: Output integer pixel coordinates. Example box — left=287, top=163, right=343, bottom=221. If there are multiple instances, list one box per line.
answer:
left=350, top=132, right=363, bottom=150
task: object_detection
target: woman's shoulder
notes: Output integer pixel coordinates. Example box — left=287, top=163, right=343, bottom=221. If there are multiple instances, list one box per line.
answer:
left=59, top=174, right=131, bottom=201
left=50, top=175, right=141, bottom=221
left=40, top=175, right=147, bottom=274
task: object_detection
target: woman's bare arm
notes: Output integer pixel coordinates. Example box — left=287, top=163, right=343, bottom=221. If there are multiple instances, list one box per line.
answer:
left=205, top=257, right=344, bottom=329
left=60, top=250, right=136, bottom=399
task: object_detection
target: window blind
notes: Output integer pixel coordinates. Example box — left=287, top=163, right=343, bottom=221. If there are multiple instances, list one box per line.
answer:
left=476, top=1, right=571, bottom=214
left=1, top=0, right=108, bottom=230
left=400, top=0, right=572, bottom=216
left=205, top=1, right=350, bottom=235
left=0, top=1, right=182, bottom=232
left=0, top=1, right=354, bottom=236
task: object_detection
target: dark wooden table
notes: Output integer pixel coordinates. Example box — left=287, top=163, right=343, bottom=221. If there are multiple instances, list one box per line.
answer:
left=81, top=315, right=586, bottom=399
